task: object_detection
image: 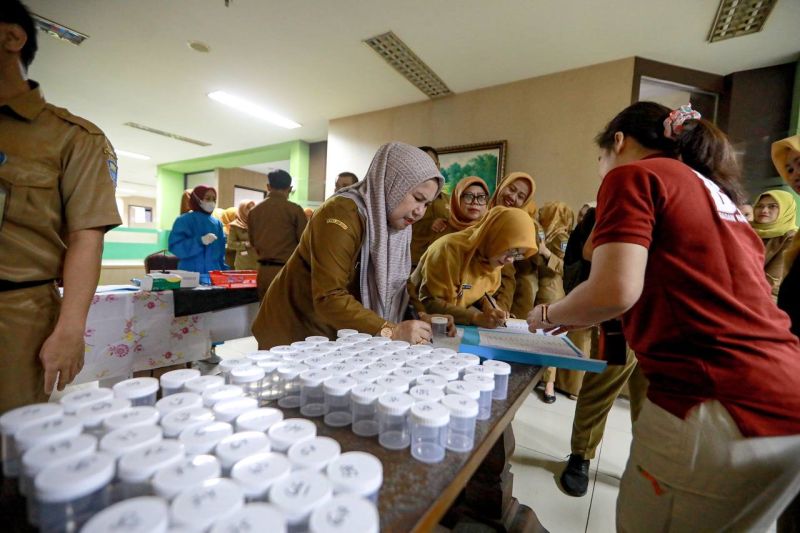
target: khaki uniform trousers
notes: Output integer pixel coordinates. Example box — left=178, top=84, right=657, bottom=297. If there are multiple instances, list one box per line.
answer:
left=257, top=264, right=283, bottom=299
left=571, top=347, right=648, bottom=460
left=0, top=283, right=59, bottom=414
left=618, top=399, right=800, bottom=533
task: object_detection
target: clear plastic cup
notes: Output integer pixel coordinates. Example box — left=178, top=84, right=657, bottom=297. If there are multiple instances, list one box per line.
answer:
left=202, top=384, right=244, bottom=408
left=464, top=374, right=496, bottom=420
left=350, top=383, right=386, bottom=437
left=73, top=398, right=131, bottom=438
left=219, top=358, right=253, bottom=384
left=257, top=360, right=284, bottom=401
left=409, top=401, right=450, bottom=464
left=326, top=451, right=383, bottom=502
left=15, top=416, right=83, bottom=456
left=309, top=494, right=379, bottom=533
left=306, top=335, right=330, bottom=344
left=349, top=368, right=383, bottom=384
left=159, top=407, right=214, bottom=439
left=268, top=418, right=317, bottom=453
left=235, top=407, right=283, bottom=433
left=323, top=376, right=356, bottom=427
left=159, top=369, right=201, bottom=397
left=270, top=470, right=333, bottom=532
left=336, top=329, right=358, bottom=339
left=102, top=406, right=160, bottom=433
left=170, top=478, right=244, bottom=531
left=215, top=431, right=271, bottom=474
left=409, top=384, right=445, bottom=403
left=152, top=455, right=221, bottom=500
left=414, top=374, right=448, bottom=390
left=230, top=366, right=266, bottom=402
left=183, top=375, right=224, bottom=396
left=112, top=377, right=159, bottom=406
left=391, top=366, right=425, bottom=385
left=287, top=436, right=341, bottom=471
left=155, top=391, right=203, bottom=417
left=299, top=369, right=332, bottom=417
left=210, top=503, right=287, bottom=533
left=277, top=363, right=309, bottom=408
left=230, top=452, right=291, bottom=502
left=429, top=364, right=460, bottom=382
left=374, top=375, right=410, bottom=394
left=431, top=316, right=448, bottom=340
left=482, top=360, right=511, bottom=400
left=1, top=403, right=63, bottom=477
left=441, top=394, right=479, bottom=453
left=100, top=424, right=163, bottom=461
left=213, top=397, right=259, bottom=423
left=178, top=421, right=233, bottom=457
left=377, top=393, right=414, bottom=450
left=82, top=496, right=169, bottom=533
left=58, top=388, right=113, bottom=415
left=117, top=440, right=185, bottom=499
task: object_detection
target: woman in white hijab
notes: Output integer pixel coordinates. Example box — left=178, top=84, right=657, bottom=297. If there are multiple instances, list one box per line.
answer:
left=253, top=142, right=451, bottom=348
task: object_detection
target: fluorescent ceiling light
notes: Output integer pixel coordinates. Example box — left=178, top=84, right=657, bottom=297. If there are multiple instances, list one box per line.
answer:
left=208, top=91, right=301, bottom=129
left=116, top=150, right=151, bottom=160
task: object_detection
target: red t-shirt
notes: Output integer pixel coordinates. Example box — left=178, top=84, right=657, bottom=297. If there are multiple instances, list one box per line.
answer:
left=594, top=156, right=800, bottom=437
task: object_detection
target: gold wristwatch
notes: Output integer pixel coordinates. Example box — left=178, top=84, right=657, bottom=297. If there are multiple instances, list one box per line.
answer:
left=379, top=322, right=396, bottom=339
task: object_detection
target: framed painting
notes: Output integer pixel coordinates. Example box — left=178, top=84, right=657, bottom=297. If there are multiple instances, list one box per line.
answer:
left=437, top=140, right=507, bottom=197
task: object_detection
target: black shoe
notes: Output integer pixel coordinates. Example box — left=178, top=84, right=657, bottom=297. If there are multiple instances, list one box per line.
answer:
left=543, top=392, right=556, bottom=404
left=560, top=454, right=590, bottom=497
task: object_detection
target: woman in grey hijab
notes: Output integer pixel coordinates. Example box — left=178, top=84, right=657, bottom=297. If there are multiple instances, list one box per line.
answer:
left=252, top=142, right=452, bottom=348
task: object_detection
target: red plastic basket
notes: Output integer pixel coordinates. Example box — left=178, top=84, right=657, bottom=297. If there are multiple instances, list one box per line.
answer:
left=208, top=270, right=258, bottom=289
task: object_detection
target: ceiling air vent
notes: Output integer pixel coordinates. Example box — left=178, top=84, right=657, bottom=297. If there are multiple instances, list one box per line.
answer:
left=364, top=31, right=452, bottom=99
left=124, top=122, right=211, bottom=147
left=32, top=14, right=88, bottom=46
left=708, top=0, right=778, bottom=42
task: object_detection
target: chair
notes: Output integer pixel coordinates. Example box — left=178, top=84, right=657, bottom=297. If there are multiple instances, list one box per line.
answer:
left=144, top=249, right=179, bottom=273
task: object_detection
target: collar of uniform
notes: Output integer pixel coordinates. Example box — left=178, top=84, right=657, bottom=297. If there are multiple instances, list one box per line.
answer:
left=0, top=80, right=46, bottom=121
left=267, top=190, right=290, bottom=200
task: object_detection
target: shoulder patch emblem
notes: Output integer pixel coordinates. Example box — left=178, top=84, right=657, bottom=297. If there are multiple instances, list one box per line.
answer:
left=107, top=158, right=118, bottom=187
left=326, top=218, right=348, bottom=230
left=560, top=241, right=568, bottom=252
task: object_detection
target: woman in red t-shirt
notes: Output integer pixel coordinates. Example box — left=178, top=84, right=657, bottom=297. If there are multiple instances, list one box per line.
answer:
left=528, top=101, right=800, bottom=532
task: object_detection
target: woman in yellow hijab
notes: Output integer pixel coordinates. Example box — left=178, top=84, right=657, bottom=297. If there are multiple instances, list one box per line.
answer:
left=226, top=200, right=258, bottom=270
left=751, top=189, right=798, bottom=298
left=447, top=176, right=490, bottom=231
left=411, top=206, right=538, bottom=328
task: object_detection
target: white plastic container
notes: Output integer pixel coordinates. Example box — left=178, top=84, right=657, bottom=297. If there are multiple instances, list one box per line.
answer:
left=482, top=360, right=511, bottom=400
left=375, top=375, right=410, bottom=394
left=429, top=364, right=460, bottom=382
left=230, top=366, right=265, bottom=401
left=291, top=341, right=317, bottom=351
left=236, top=407, right=283, bottom=433
left=409, top=401, right=450, bottom=464
left=183, top=374, right=224, bottom=396
left=323, top=376, right=356, bottom=427
left=102, top=406, right=160, bottom=433
left=325, top=362, right=356, bottom=377
left=306, top=335, right=331, bottom=344
left=155, top=391, right=203, bottom=416
left=159, top=369, right=201, bottom=396
left=270, top=470, right=333, bottom=532
left=202, top=384, right=244, bottom=407
left=210, top=503, right=287, bottom=533
left=414, top=374, right=448, bottom=390
left=257, top=360, right=284, bottom=401
left=73, top=398, right=131, bottom=437
left=303, top=355, right=331, bottom=369
left=365, top=336, right=391, bottom=346
left=350, top=383, right=386, bottom=437
left=112, top=377, right=159, bottom=406
left=464, top=364, right=495, bottom=378
left=170, top=478, right=244, bottom=531
left=441, top=394, right=479, bottom=453
left=326, top=451, right=383, bottom=502
left=409, top=384, right=445, bottom=403
left=0, top=402, right=62, bottom=477
left=230, top=452, right=291, bottom=502
left=405, top=358, right=436, bottom=372
left=349, top=368, right=383, bottom=384
left=245, top=350, right=276, bottom=364
left=117, top=440, right=185, bottom=499
left=82, top=496, right=169, bottom=533
left=445, top=381, right=481, bottom=402
left=215, top=431, right=271, bottom=474
left=152, top=455, right=221, bottom=500
left=365, top=361, right=395, bottom=375
left=430, top=315, right=449, bottom=340
left=100, top=424, right=163, bottom=460
left=455, top=353, right=481, bottom=368
left=408, top=344, right=434, bottom=355
left=309, top=494, right=379, bottom=533
left=464, top=374, right=496, bottom=420
left=178, top=421, right=233, bottom=457
left=15, top=416, right=83, bottom=456
left=160, top=407, right=214, bottom=438
left=432, top=348, right=457, bottom=359
left=34, top=452, right=115, bottom=533
left=20, top=434, right=96, bottom=506
left=219, top=358, right=253, bottom=384
left=377, top=393, right=414, bottom=450
left=287, top=436, right=341, bottom=472
left=387, top=340, right=411, bottom=351
left=272, top=345, right=301, bottom=358
left=58, top=388, right=113, bottom=415
left=299, top=369, right=332, bottom=417
left=268, top=418, right=317, bottom=453
left=391, top=366, right=425, bottom=385
left=348, top=356, right=372, bottom=369
left=277, top=363, right=309, bottom=408
left=336, top=329, right=358, bottom=338
left=213, top=396, right=259, bottom=423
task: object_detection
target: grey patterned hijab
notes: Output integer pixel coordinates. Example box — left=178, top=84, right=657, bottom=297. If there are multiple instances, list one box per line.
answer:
left=337, top=142, right=443, bottom=323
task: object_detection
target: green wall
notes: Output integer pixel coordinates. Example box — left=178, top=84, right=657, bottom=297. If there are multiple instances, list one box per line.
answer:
left=157, top=168, right=185, bottom=231
left=102, top=227, right=170, bottom=261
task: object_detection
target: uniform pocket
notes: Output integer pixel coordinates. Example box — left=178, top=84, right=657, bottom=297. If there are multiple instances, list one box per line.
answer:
left=0, top=156, right=59, bottom=228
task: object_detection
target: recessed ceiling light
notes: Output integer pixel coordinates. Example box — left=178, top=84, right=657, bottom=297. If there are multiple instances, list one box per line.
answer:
left=188, top=41, right=211, bottom=53
left=208, top=91, right=301, bottom=129
left=116, top=150, right=151, bottom=160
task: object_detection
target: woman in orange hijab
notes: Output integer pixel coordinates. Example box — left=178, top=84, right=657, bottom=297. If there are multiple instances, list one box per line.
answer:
left=447, top=176, right=491, bottom=231
left=226, top=200, right=258, bottom=270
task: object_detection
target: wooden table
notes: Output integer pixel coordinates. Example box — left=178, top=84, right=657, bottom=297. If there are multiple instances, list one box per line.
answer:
left=282, top=362, right=548, bottom=533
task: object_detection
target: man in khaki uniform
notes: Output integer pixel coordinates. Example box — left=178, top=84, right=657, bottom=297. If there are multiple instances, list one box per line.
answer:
left=0, top=1, right=122, bottom=415
left=248, top=169, right=307, bottom=297
left=411, top=146, right=450, bottom=267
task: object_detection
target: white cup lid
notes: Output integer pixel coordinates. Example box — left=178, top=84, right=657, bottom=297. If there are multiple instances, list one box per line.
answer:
left=455, top=353, right=481, bottom=365
left=336, top=329, right=358, bottom=338
left=306, top=335, right=331, bottom=344
left=326, top=451, right=383, bottom=497
left=34, top=451, right=115, bottom=503
left=103, top=406, right=161, bottom=432
left=74, top=398, right=132, bottom=427
left=442, top=394, right=480, bottom=418
left=304, top=355, right=331, bottom=368
left=215, top=431, right=271, bottom=468
left=350, top=383, right=386, bottom=404
left=15, top=416, right=83, bottom=452
left=0, top=402, right=62, bottom=435
left=212, top=398, right=257, bottom=424
left=245, top=350, right=276, bottom=363
left=348, top=356, right=371, bottom=367
left=374, top=375, right=410, bottom=393
left=431, top=348, right=457, bottom=358
left=277, top=363, right=309, bottom=379
left=82, top=496, right=169, bottom=533
left=414, top=374, right=448, bottom=389
left=409, top=385, right=445, bottom=403
left=309, top=494, right=379, bottom=533
left=218, top=358, right=253, bottom=372
left=287, top=437, right=341, bottom=471
left=410, top=401, right=450, bottom=427
left=386, top=341, right=411, bottom=350
left=365, top=362, right=394, bottom=375
left=159, top=369, right=201, bottom=389
left=445, top=358, right=470, bottom=370
left=392, top=367, right=424, bottom=381
left=236, top=407, right=284, bottom=433
left=178, top=421, right=233, bottom=455
left=271, top=345, right=300, bottom=355
left=430, top=365, right=460, bottom=381
left=22, top=433, right=97, bottom=477
left=463, top=373, right=496, bottom=391
left=325, top=363, right=350, bottom=377
left=170, top=478, right=244, bottom=529
left=100, top=424, right=163, bottom=458
left=405, top=359, right=435, bottom=370
left=210, top=503, right=287, bottom=533
left=445, top=381, right=481, bottom=400
left=268, top=418, right=316, bottom=452
left=299, top=369, right=332, bottom=387
left=183, top=375, right=224, bottom=394
left=152, top=455, right=221, bottom=500
left=270, top=470, right=333, bottom=523
left=349, top=368, right=383, bottom=383
left=483, top=360, right=511, bottom=375
left=365, top=336, right=391, bottom=345
left=323, top=376, right=356, bottom=395
left=203, top=385, right=244, bottom=407
left=155, top=392, right=203, bottom=416
left=408, top=344, right=434, bottom=353
left=347, top=333, right=373, bottom=343
left=119, top=439, right=185, bottom=483
left=160, top=407, right=214, bottom=438
left=58, top=388, right=113, bottom=415
left=465, top=365, right=495, bottom=376
left=430, top=316, right=449, bottom=325
left=257, top=360, right=282, bottom=372
left=377, top=393, right=414, bottom=416
left=113, top=377, right=159, bottom=400
left=230, top=452, right=291, bottom=497
left=291, top=341, right=317, bottom=351
left=316, top=341, right=340, bottom=351
left=231, top=366, right=266, bottom=384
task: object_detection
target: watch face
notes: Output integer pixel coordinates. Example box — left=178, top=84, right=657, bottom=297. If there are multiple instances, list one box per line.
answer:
left=380, top=327, right=393, bottom=339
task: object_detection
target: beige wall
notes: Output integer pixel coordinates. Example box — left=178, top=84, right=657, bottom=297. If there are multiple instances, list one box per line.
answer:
left=216, top=168, right=268, bottom=209
left=327, top=57, right=635, bottom=211
left=118, top=196, right=156, bottom=228
left=308, top=141, right=328, bottom=203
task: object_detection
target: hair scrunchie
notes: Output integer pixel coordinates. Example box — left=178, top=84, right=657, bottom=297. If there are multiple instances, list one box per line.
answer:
left=663, top=104, right=702, bottom=140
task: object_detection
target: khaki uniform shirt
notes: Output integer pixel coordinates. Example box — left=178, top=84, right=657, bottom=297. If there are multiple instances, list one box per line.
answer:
left=0, top=82, right=121, bottom=282
left=410, top=193, right=450, bottom=266
left=248, top=193, right=307, bottom=264
left=227, top=225, right=259, bottom=270
left=764, top=231, right=796, bottom=298
left=535, top=229, right=569, bottom=305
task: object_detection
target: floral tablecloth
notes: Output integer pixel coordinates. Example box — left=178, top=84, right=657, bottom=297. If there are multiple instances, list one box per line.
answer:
left=75, top=289, right=210, bottom=383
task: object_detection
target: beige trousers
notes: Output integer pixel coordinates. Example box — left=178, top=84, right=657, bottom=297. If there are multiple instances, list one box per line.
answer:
left=617, top=399, right=800, bottom=533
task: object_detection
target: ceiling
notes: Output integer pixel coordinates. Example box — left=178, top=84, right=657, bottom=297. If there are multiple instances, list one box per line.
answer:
left=25, top=0, right=800, bottom=193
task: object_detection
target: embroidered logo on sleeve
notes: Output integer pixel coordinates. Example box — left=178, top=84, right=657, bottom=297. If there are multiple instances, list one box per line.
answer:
left=326, top=218, right=348, bottom=230
left=560, top=240, right=568, bottom=252
left=107, top=158, right=118, bottom=187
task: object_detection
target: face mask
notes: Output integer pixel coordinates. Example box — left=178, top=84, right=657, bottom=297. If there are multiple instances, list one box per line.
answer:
left=199, top=200, right=216, bottom=213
